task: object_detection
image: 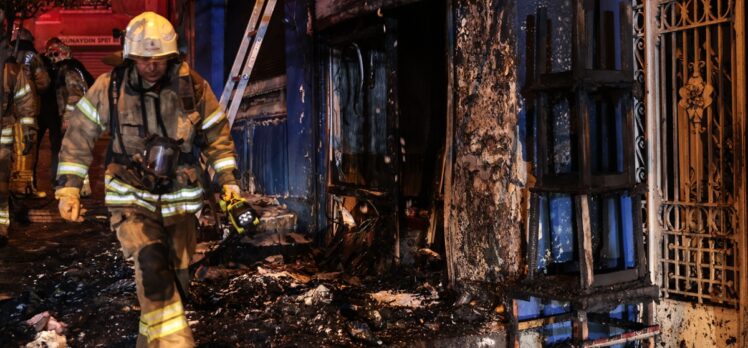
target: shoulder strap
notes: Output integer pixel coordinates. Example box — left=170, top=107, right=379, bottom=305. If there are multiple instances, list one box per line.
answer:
left=106, top=65, right=130, bottom=165
left=2, top=61, right=19, bottom=118
left=4, top=60, right=18, bottom=95
left=179, top=71, right=198, bottom=113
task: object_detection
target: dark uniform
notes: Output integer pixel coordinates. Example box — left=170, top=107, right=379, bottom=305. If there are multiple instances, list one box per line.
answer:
left=35, top=55, right=61, bottom=182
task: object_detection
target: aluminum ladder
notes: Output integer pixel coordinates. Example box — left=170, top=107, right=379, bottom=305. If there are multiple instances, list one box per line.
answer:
left=219, top=0, right=278, bottom=127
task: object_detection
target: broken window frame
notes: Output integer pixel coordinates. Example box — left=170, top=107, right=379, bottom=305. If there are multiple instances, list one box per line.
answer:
left=323, top=18, right=400, bottom=199
left=525, top=0, right=648, bottom=289
left=511, top=0, right=660, bottom=345
left=320, top=15, right=404, bottom=269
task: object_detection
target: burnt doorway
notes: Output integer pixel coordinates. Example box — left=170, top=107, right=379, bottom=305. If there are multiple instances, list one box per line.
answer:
left=321, top=0, right=448, bottom=274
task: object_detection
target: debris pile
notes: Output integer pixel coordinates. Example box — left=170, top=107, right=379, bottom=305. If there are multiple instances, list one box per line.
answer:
left=187, top=252, right=506, bottom=346
left=24, top=311, right=69, bottom=348
left=0, top=199, right=506, bottom=346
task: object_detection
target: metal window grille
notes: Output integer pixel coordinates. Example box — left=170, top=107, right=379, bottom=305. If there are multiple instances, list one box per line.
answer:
left=656, top=0, right=740, bottom=307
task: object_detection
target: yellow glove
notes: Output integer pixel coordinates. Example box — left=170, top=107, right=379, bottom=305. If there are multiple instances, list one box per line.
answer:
left=55, top=187, right=84, bottom=222
left=222, top=184, right=241, bottom=201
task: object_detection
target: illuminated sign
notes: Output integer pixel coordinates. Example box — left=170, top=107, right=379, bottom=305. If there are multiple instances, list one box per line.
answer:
left=59, top=36, right=118, bottom=46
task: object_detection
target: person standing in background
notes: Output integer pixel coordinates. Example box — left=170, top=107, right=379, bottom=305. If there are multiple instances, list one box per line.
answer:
left=36, top=44, right=61, bottom=186
left=45, top=38, right=94, bottom=196
left=9, top=28, right=49, bottom=198
left=0, top=9, right=38, bottom=246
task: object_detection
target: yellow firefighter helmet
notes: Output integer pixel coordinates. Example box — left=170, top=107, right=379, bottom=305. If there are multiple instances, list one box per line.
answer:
left=123, top=11, right=178, bottom=60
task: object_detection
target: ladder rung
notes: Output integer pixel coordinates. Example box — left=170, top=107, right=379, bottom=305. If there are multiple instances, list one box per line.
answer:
left=231, top=74, right=249, bottom=82
left=247, top=30, right=258, bottom=38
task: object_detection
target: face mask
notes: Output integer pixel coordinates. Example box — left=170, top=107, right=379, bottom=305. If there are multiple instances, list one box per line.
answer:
left=140, top=134, right=183, bottom=193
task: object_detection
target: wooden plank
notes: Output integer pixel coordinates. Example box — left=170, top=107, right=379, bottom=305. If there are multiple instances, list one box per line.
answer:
left=315, top=0, right=422, bottom=30
left=510, top=300, right=520, bottom=348
left=384, top=16, right=401, bottom=265
left=527, top=193, right=540, bottom=278
left=580, top=0, right=595, bottom=70
left=327, top=185, right=389, bottom=200
left=518, top=312, right=573, bottom=331
left=619, top=1, right=634, bottom=73
left=591, top=269, right=639, bottom=287
left=577, top=91, right=591, bottom=186
left=535, top=7, right=549, bottom=76
left=525, top=15, right=536, bottom=90
left=633, top=192, right=648, bottom=280
left=536, top=92, right=549, bottom=187
left=426, top=150, right=446, bottom=246
left=534, top=7, right=549, bottom=186
left=443, top=0, right=457, bottom=287
left=573, top=310, right=589, bottom=345
left=734, top=0, right=747, bottom=344
left=587, top=312, right=648, bottom=331
left=575, top=194, right=594, bottom=289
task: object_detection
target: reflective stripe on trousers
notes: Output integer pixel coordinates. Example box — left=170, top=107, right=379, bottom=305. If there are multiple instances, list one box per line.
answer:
left=110, top=208, right=197, bottom=348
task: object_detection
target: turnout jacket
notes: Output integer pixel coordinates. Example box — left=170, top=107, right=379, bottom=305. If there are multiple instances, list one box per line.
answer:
left=1, top=52, right=37, bottom=142
left=15, top=40, right=51, bottom=95
left=57, top=62, right=238, bottom=223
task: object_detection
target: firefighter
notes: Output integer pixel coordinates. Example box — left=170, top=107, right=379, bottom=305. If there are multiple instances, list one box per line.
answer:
left=55, top=12, right=239, bottom=346
left=9, top=28, right=48, bottom=197
left=0, top=20, right=38, bottom=246
left=46, top=38, right=94, bottom=196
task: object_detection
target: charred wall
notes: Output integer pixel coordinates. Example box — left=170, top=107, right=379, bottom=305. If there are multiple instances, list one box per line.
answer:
left=447, top=0, right=525, bottom=286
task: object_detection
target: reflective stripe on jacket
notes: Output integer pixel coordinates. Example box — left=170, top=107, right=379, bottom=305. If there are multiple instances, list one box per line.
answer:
left=1, top=55, right=37, bottom=133
left=57, top=62, right=238, bottom=220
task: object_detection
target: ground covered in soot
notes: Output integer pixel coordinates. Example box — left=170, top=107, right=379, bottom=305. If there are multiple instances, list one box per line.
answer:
left=0, top=197, right=506, bottom=347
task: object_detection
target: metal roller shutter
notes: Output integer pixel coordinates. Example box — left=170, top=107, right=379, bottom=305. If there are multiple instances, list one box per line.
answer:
left=71, top=50, right=117, bottom=78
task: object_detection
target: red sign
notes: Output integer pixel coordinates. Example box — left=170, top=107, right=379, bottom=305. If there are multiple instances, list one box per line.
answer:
left=59, top=35, right=118, bottom=46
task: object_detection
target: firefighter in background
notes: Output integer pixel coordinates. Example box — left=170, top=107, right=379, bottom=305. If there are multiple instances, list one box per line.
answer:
left=55, top=12, right=239, bottom=346
left=46, top=38, right=94, bottom=196
left=9, top=28, right=48, bottom=197
left=0, top=10, right=38, bottom=246
left=35, top=41, right=60, bottom=186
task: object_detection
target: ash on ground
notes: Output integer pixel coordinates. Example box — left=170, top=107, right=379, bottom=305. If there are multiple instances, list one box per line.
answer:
left=0, top=199, right=505, bottom=347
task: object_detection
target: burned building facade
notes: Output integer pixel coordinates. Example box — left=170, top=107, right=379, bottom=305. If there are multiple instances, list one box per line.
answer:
left=191, top=0, right=747, bottom=346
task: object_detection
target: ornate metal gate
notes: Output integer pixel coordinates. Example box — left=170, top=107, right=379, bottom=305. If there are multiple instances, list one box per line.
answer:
left=655, top=0, right=745, bottom=307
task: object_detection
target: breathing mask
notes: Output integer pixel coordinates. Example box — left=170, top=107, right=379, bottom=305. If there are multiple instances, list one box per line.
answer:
left=140, top=135, right=183, bottom=193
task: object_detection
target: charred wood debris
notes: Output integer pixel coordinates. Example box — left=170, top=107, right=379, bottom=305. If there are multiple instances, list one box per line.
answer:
left=0, top=196, right=506, bottom=347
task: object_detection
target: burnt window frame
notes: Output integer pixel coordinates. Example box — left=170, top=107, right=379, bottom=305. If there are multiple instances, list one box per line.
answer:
left=320, top=16, right=401, bottom=198
left=525, top=0, right=648, bottom=289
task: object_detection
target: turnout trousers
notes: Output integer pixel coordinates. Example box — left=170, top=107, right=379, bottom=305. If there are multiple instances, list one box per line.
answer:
left=35, top=108, right=63, bottom=183
left=110, top=208, right=197, bottom=347
left=10, top=121, right=37, bottom=195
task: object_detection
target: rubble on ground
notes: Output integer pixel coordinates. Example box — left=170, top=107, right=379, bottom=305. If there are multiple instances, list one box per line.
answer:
left=0, top=198, right=506, bottom=347
left=26, top=311, right=68, bottom=334
left=25, top=330, right=67, bottom=348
